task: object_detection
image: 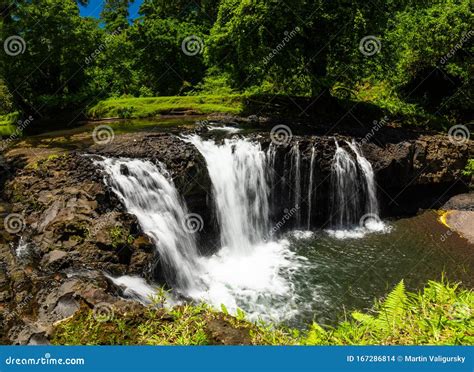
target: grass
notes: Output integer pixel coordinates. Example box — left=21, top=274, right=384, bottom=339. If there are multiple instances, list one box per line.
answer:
left=87, top=95, right=245, bottom=120
left=52, top=279, right=473, bottom=346
left=52, top=294, right=295, bottom=346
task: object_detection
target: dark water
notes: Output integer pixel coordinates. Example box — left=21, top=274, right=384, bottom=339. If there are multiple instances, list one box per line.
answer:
left=283, top=211, right=473, bottom=328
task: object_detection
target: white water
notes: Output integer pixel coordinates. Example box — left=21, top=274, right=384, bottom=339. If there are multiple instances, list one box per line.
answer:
left=290, top=142, right=301, bottom=227
left=329, top=140, right=388, bottom=236
left=307, top=146, right=316, bottom=229
left=207, top=125, right=242, bottom=133
left=347, top=141, right=378, bottom=215
left=330, top=141, right=361, bottom=228
left=183, top=135, right=305, bottom=322
left=15, top=237, right=30, bottom=258
left=184, top=136, right=270, bottom=253
left=96, top=136, right=387, bottom=322
left=107, top=275, right=158, bottom=304
left=96, top=157, right=201, bottom=290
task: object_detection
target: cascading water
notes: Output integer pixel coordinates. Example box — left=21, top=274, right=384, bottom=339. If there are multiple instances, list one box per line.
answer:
left=183, top=135, right=305, bottom=321
left=290, top=143, right=302, bottom=226
left=184, top=136, right=270, bottom=253
left=307, top=146, right=316, bottom=229
left=329, top=139, right=386, bottom=236
left=96, top=157, right=201, bottom=290
left=346, top=140, right=379, bottom=217
left=330, top=141, right=361, bottom=228
left=95, top=134, right=386, bottom=323
left=266, top=143, right=278, bottom=216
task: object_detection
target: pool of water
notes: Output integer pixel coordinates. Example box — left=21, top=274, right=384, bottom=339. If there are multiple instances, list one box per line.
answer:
left=229, top=211, right=473, bottom=328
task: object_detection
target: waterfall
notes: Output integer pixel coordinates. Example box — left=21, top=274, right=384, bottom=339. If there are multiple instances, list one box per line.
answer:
left=184, top=136, right=270, bottom=253
left=330, top=139, right=383, bottom=233
left=290, top=143, right=302, bottom=226
left=307, top=146, right=316, bottom=229
left=266, top=143, right=277, bottom=215
left=330, top=141, right=361, bottom=228
left=181, top=135, right=304, bottom=321
left=346, top=140, right=379, bottom=217
left=267, top=143, right=277, bottom=188
left=96, top=157, right=201, bottom=290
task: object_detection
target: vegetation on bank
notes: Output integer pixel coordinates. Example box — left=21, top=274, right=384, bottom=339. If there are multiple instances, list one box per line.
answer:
left=87, top=95, right=244, bottom=119
left=52, top=279, right=473, bottom=346
left=1, top=0, right=471, bottom=128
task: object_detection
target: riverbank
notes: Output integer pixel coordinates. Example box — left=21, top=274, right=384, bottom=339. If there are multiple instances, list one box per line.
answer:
left=51, top=280, right=473, bottom=345
left=2, top=91, right=459, bottom=138
left=87, top=95, right=245, bottom=120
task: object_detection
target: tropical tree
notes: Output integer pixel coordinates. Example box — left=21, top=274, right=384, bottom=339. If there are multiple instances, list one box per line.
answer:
left=1, top=0, right=101, bottom=117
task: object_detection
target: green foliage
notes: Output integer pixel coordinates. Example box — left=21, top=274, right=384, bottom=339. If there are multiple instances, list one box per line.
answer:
left=109, top=225, right=134, bottom=248
left=87, top=95, right=244, bottom=119
left=303, top=279, right=473, bottom=345
left=52, top=299, right=294, bottom=345
left=126, top=18, right=206, bottom=96
left=101, top=0, right=135, bottom=33
left=383, top=0, right=473, bottom=117
left=52, top=279, right=472, bottom=345
left=1, top=0, right=471, bottom=126
left=0, top=80, right=13, bottom=114
left=1, top=0, right=102, bottom=115
left=462, top=159, right=474, bottom=177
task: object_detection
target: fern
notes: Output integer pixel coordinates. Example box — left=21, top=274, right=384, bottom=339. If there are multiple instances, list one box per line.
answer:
left=378, top=280, right=407, bottom=328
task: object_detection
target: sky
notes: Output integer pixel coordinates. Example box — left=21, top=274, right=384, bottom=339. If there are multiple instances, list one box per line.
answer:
left=79, top=0, right=143, bottom=20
